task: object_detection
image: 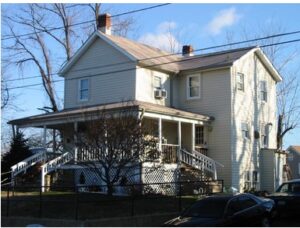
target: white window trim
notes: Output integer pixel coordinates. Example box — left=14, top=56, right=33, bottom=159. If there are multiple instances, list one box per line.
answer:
left=186, top=74, right=201, bottom=100
left=260, top=80, right=268, bottom=103
left=154, top=76, right=162, bottom=89
left=241, top=122, right=250, bottom=140
left=237, top=72, right=245, bottom=91
left=78, top=78, right=89, bottom=102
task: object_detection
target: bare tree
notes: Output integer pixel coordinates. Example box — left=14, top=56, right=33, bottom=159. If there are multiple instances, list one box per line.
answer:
left=76, top=106, right=159, bottom=196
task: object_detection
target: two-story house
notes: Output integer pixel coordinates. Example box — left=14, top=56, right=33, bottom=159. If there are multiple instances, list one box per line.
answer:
left=9, top=14, right=284, bottom=193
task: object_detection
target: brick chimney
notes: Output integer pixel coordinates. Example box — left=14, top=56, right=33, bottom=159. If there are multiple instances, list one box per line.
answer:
left=182, top=45, right=194, bottom=56
left=97, top=14, right=111, bottom=35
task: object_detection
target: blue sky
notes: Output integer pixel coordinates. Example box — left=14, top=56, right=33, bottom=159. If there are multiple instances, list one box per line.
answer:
left=2, top=3, right=300, bottom=149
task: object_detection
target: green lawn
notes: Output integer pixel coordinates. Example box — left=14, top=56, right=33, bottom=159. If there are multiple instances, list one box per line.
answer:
left=1, top=190, right=200, bottom=220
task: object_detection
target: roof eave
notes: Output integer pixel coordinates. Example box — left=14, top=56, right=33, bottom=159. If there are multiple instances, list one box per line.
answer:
left=255, top=49, right=282, bottom=82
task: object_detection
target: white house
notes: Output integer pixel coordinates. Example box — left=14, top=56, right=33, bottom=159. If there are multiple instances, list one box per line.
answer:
left=9, top=14, right=285, bottom=193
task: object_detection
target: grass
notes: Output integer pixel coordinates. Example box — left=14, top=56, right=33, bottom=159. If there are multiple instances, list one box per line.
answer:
left=1, top=190, right=200, bottom=220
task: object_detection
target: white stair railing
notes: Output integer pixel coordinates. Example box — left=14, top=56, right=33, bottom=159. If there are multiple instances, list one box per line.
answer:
left=11, top=151, right=48, bottom=177
left=41, top=151, right=73, bottom=192
left=180, top=149, right=224, bottom=179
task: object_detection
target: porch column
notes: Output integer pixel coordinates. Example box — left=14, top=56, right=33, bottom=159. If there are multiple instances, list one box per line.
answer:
left=191, top=123, right=195, bottom=151
left=74, top=122, right=78, bottom=163
left=43, top=125, right=47, bottom=148
left=12, top=125, right=16, bottom=138
left=158, top=118, right=162, bottom=151
left=178, top=121, right=182, bottom=149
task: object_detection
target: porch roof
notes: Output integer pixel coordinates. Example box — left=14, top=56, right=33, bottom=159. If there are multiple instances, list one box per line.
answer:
left=8, top=101, right=213, bottom=128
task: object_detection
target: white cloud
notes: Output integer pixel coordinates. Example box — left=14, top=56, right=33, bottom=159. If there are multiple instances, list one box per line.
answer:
left=206, top=7, right=241, bottom=36
left=138, top=21, right=181, bottom=53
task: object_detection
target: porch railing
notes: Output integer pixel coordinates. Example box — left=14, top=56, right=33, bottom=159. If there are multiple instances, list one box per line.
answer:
left=11, top=151, right=47, bottom=178
left=161, top=144, right=179, bottom=163
left=195, top=146, right=208, bottom=156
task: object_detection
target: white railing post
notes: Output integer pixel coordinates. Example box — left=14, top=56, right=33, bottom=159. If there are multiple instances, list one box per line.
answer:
left=191, top=123, right=195, bottom=152
left=74, top=122, right=78, bottom=164
left=158, top=118, right=162, bottom=152
left=41, top=166, right=45, bottom=192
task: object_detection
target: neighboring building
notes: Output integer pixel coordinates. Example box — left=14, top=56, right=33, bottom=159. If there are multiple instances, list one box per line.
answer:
left=9, top=14, right=283, bottom=193
left=286, top=145, right=300, bottom=179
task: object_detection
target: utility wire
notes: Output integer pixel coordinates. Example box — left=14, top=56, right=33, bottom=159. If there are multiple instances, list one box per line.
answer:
left=4, top=29, right=300, bottom=83
left=6, top=38, right=300, bottom=91
left=1, top=3, right=171, bottom=41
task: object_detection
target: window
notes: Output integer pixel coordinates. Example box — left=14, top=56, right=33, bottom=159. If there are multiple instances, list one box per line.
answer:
left=244, top=171, right=251, bottom=190
left=195, top=126, right=204, bottom=145
left=241, top=123, right=250, bottom=139
left=298, top=163, right=300, bottom=175
left=154, top=76, right=162, bottom=89
left=79, top=79, right=89, bottom=101
left=252, top=171, right=259, bottom=189
left=260, top=81, right=267, bottom=102
left=288, top=153, right=294, bottom=161
left=187, top=75, right=200, bottom=99
left=261, top=124, right=268, bottom=148
left=237, top=73, right=245, bottom=91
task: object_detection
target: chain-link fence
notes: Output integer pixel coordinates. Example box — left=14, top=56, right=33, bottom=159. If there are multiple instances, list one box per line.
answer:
left=1, top=180, right=223, bottom=220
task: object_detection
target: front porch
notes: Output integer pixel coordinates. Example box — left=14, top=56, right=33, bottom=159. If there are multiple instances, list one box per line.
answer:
left=8, top=101, right=222, bottom=190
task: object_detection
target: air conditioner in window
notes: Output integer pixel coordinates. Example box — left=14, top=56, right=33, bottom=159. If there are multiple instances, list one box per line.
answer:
left=154, top=89, right=167, bottom=99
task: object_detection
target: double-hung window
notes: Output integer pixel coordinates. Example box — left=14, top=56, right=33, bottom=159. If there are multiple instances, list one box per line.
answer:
left=241, top=123, right=250, bottom=139
left=79, top=79, right=89, bottom=101
left=260, top=81, right=267, bottom=102
left=195, top=126, right=204, bottom=145
left=261, top=124, right=268, bottom=148
left=154, top=76, right=162, bottom=89
left=187, top=75, right=201, bottom=99
left=237, top=73, right=245, bottom=91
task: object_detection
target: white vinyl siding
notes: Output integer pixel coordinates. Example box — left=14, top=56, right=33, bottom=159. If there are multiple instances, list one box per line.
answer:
left=237, top=73, right=245, bottom=91
left=64, top=38, right=136, bottom=109
left=79, top=79, right=89, bottom=101
left=187, top=74, right=201, bottom=99
left=173, top=68, right=232, bottom=186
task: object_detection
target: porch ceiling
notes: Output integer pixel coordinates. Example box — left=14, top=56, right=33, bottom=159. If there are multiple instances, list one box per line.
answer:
left=7, top=100, right=213, bottom=128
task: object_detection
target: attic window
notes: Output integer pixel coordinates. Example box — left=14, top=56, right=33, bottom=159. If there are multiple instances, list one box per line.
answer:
left=154, top=76, right=162, bottom=89
left=79, top=79, right=89, bottom=101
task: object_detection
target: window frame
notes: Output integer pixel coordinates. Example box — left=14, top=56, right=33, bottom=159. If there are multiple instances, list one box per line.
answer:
left=78, top=78, right=89, bottom=102
left=154, top=76, right=162, bottom=89
left=195, top=126, right=204, bottom=145
left=186, top=74, right=201, bottom=100
left=260, top=80, right=268, bottom=102
left=241, top=122, right=250, bottom=140
left=261, top=124, right=268, bottom=148
left=237, top=72, right=245, bottom=91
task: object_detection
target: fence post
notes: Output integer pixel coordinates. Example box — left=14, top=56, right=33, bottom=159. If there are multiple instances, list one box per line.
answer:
left=75, top=185, right=79, bottom=220
left=39, top=186, right=43, bottom=218
left=178, top=182, right=182, bottom=213
left=6, top=187, right=10, bottom=217
left=131, top=185, right=135, bottom=216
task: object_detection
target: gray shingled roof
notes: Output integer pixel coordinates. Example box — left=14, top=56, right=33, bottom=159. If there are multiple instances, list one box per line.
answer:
left=8, top=100, right=212, bottom=127
left=102, top=32, right=255, bottom=73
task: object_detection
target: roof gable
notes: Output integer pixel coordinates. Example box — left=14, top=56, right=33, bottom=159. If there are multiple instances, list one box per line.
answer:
left=59, top=31, right=137, bottom=76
